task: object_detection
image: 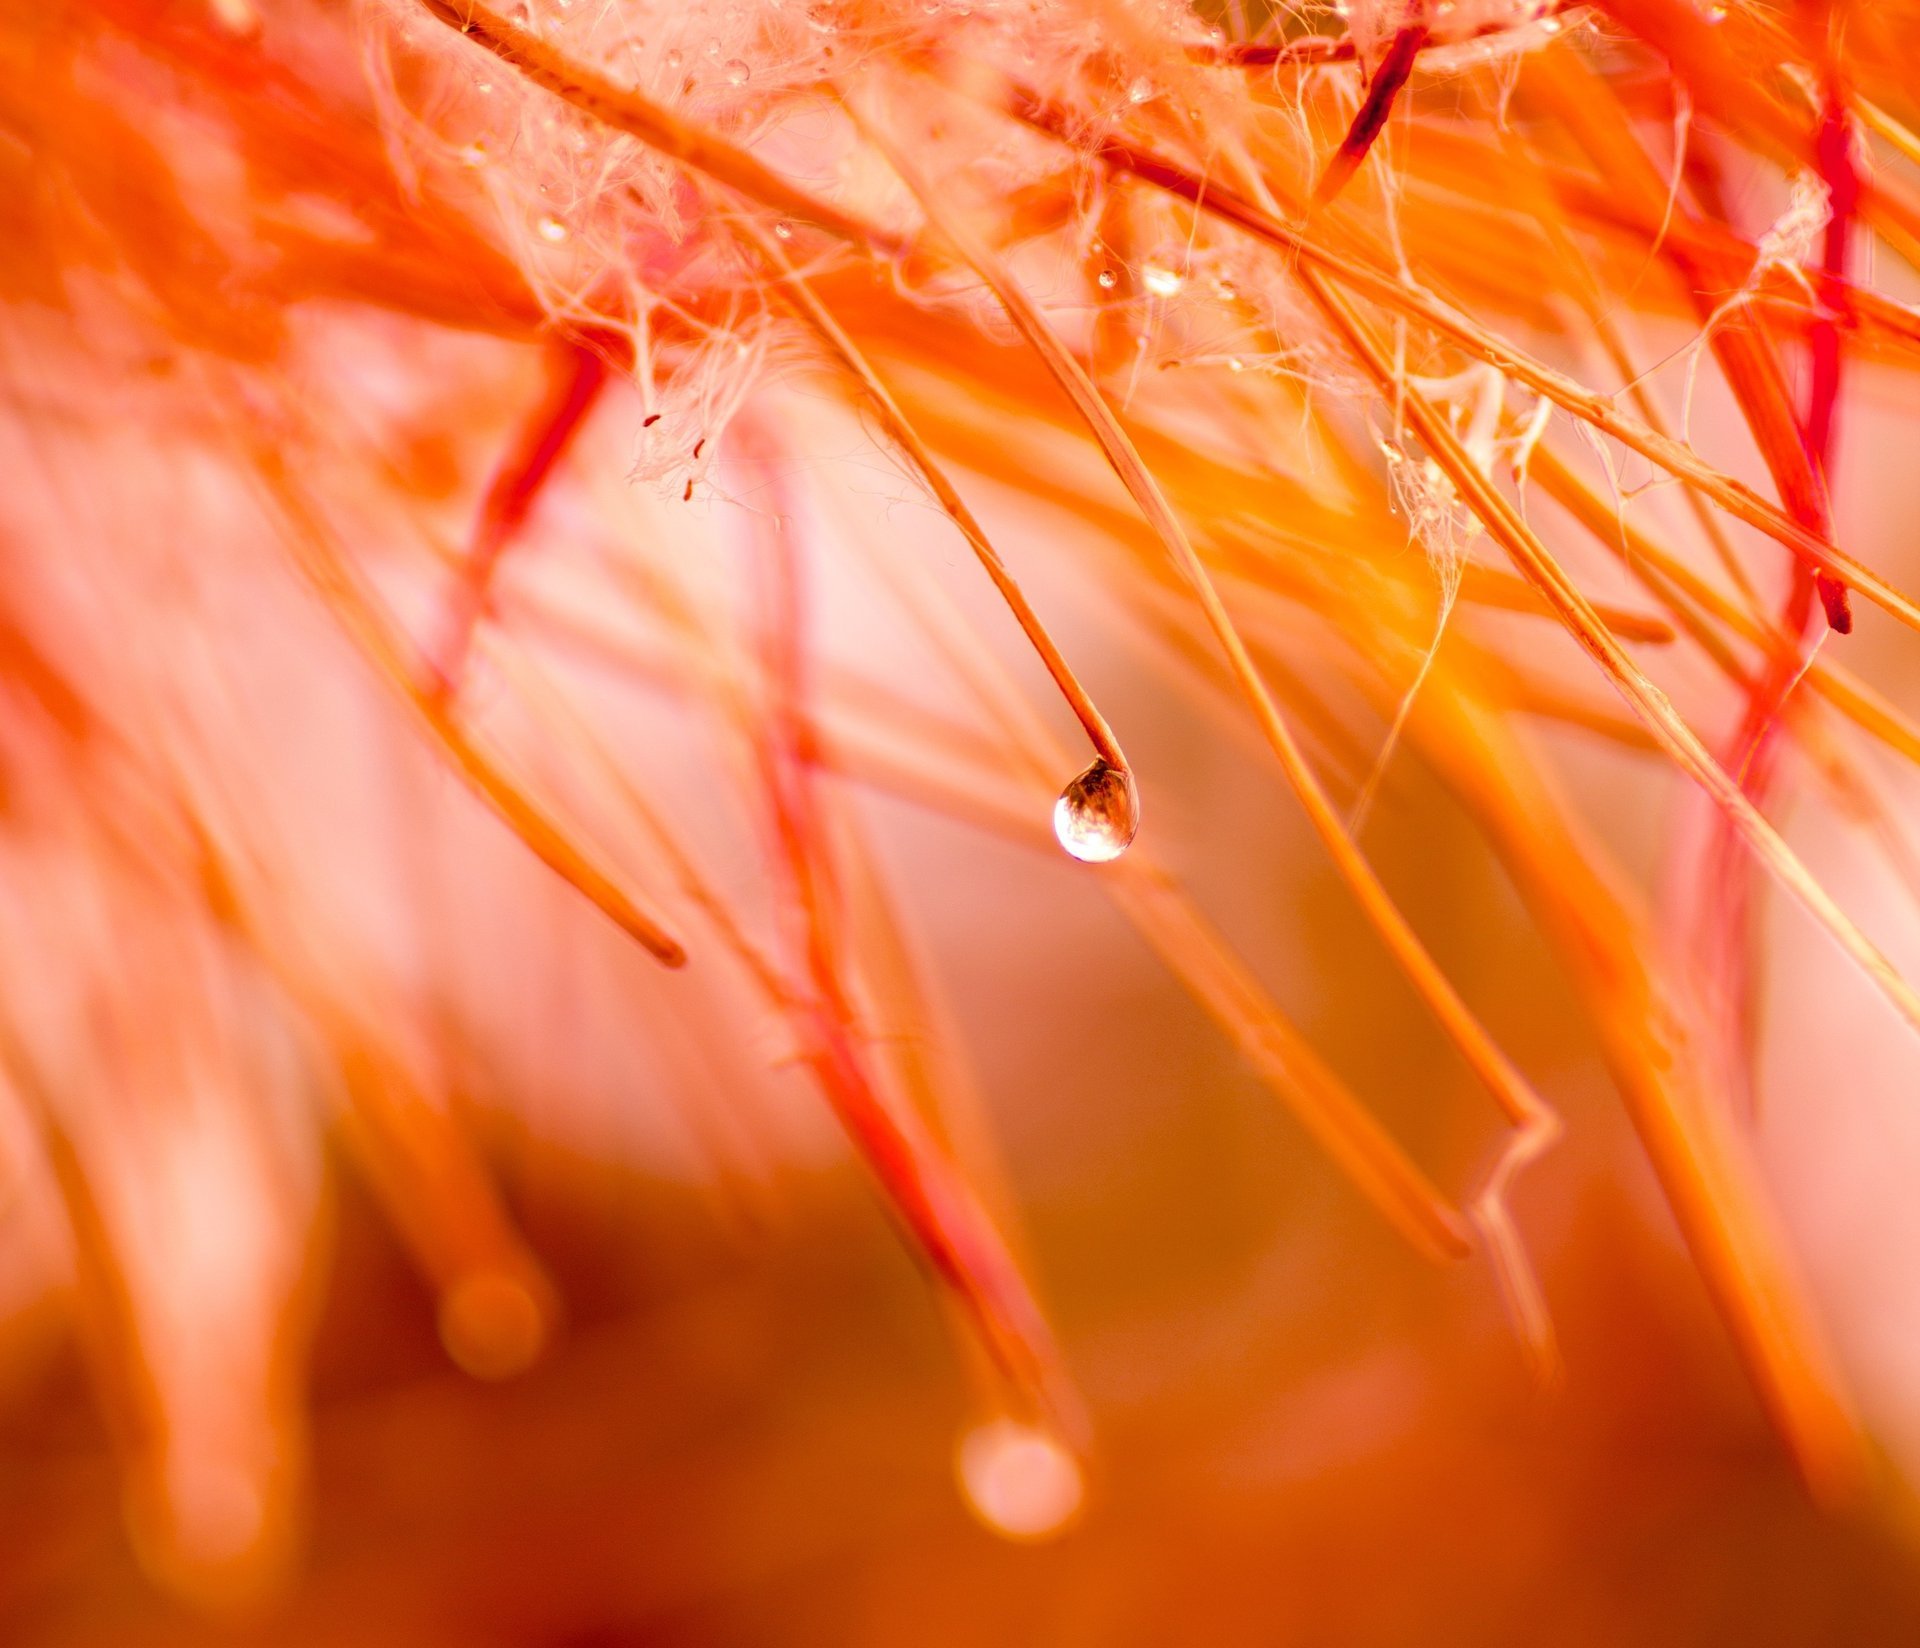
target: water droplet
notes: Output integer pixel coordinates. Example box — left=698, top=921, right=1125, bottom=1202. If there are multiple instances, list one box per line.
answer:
left=1126, top=75, right=1154, bottom=104
left=664, top=46, right=684, bottom=68
left=773, top=220, right=794, bottom=240
left=724, top=57, right=751, bottom=85
left=1140, top=264, right=1183, bottom=298
left=1227, top=356, right=1245, bottom=372
left=459, top=138, right=490, bottom=168
left=1096, top=267, right=1119, bottom=290
left=955, top=1420, right=1084, bottom=1541
left=1053, top=758, right=1139, bottom=863
left=536, top=215, right=570, bottom=244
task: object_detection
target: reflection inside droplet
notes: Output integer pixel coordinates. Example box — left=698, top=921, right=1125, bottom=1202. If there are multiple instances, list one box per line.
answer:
left=1053, top=758, right=1139, bottom=863
left=956, top=1420, right=1084, bottom=1541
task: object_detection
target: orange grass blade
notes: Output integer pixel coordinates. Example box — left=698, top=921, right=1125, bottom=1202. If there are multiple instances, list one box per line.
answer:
left=1296, top=267, right=1920, bottom=1042
left=737, top=215, right=1131, bottom=776
left=231, top=407, right=688, bottom=968
left=861, top=97, right=1559, bottom=1361
left=1005, top=91, right=1920, bottom=637
left=844, top=496, right=1473, bottom=1266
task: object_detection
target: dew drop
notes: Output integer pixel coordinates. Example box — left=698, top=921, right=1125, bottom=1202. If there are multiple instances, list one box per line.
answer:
left=664, top=46, right=684, bottom=68
left=1126, top=75, right=1154, bottom=104
left=1096, top=267, right=1119, bottom=290
left=1053, top=758, right=1139, bottom=863
left=1140, top=263, right=1183, bottom=297
left=773, top=219, right=794, bottom=239
left=955, top=1420, right=1084, bottom=1542
left=724, top=57, right=751, bottom=85
left=536, top=215, right=570, bottom=244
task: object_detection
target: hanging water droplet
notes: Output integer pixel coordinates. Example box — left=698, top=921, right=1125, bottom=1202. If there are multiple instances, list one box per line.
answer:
left=723, top=57, right=751, bottom=85
left=955, top=1420, right=1084, bottom=1542
left=773, top=220, right=794, bottom=240
left=1096, top=267, right=1119, bottom=290
left=1053, top=758, right=1139, bottom=863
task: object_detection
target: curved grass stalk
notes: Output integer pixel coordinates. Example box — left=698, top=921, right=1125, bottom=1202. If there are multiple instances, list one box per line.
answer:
left=841, top=489, right=1474, bottom=1268
left=1411, top=684, right=1862, bottom=1500
left=857, top=92, right=1558, bottom=1371
left=1297, top=266, right=1920, bottom=1042
left=735, top=215, right=1131, bottom=778
left=228, top=402, right=689, bottom=969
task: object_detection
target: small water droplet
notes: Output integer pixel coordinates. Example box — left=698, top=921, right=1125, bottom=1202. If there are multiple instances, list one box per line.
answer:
left=664, top=46, right=684, bottom=68
left=1053, top=758, right=1139, bottom=863
left=1126, top=75, right=1154, bottom=104
left=724, top=57, right=751, bottom=85
left=536, top=215, right=570, bottom=244
left=773, top=219, right=794, bottom=239
left=1227, top=356, right=1245, bottom=372
left=955, top=1420, right=1084, bottom=1541
left=459, top=138, right=490, bottom=168
left=1141, top=264, right=1183, bottom=297
left=1096, top=267, right=1119, bottom=290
